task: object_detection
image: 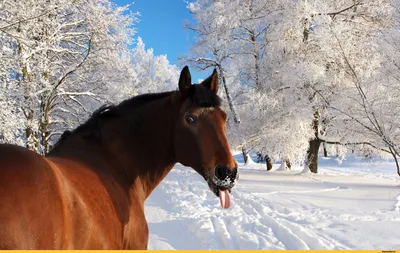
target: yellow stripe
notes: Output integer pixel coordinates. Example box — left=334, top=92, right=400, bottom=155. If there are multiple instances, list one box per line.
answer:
left=0, top=251, right=397, bottom=253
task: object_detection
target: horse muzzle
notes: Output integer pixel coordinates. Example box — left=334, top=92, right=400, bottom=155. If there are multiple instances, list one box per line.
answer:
left=206, top=166, right=238, bottom=209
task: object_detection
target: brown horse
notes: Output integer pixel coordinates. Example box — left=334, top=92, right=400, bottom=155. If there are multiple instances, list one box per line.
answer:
left=0, top=66, right=238, bottom=249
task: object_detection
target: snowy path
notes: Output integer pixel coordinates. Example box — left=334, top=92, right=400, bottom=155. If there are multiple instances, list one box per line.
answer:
left=145, top=158, right=400, bottom=250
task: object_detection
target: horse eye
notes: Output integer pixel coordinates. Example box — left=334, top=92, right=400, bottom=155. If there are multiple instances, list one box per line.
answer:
left=185, top=115, right=197, bottom=125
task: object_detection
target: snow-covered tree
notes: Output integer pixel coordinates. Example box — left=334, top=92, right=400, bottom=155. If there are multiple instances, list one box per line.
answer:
left=280, top=0, right=396, bottom=172
left=0, top=0, right=137, bottom=153
left=186, top=0, right=313, bottom=165
left=131, top=37, right=179, bottom=94
left=319, top=0, right=400, bottom=175
left=187, top=0, right=400, bottom=175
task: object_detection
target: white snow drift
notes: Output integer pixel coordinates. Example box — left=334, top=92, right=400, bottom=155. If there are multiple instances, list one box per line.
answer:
left=145, top=155, right=400, bottom=250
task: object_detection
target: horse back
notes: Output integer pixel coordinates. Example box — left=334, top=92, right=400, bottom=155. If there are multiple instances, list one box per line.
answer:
left=0, top=144, right=64, bottom=249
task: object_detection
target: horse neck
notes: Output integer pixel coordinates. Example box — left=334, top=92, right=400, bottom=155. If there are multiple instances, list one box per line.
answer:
left=48, top=93, right=180, bottom=200
left=98, top=93, right=180, bottom=199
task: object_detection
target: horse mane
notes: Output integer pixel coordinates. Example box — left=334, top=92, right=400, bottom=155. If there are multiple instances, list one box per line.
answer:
left=50, top=86, right=221, bottom=151
left=50, top=105, right=119, bottom=150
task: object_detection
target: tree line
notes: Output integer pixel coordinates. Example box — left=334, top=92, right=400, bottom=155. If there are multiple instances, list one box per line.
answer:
left=2, top=0, right=400, bottom=176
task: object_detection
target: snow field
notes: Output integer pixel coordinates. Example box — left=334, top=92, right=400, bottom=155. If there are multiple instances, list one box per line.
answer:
left=145, top=155, right=400, bottom=249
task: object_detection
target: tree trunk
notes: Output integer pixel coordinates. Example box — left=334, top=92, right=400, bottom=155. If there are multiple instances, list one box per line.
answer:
left=265, top=154, right=272, bottom=171
left=242, top=146, right=249, bottom=164
left=285, top=157, right=292, bottom=169
left=307, top=138, right=321, bottom=173
left=25, top=109, right=37, bottom=151
left=20, top=39, right=39, bottom=153
left=250, top=28, right=261, bottom=91
left=388, top=147, right=400, bottom=177
left=39, top=107, right=50, bottom=154
left=218, top=66, right=240, bottom=123
left=323, top=142, right=328, bottom=157
left=306, top=110, right=321, bottom=173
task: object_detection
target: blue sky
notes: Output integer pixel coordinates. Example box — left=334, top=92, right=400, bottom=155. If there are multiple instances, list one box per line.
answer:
left=113, top=0, right=204, bottom=81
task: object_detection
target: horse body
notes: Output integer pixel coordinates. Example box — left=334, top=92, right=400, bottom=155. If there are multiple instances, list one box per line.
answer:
left=0, top=67, right=238, bottom=249
left=0, top=144, right=148, bottom=249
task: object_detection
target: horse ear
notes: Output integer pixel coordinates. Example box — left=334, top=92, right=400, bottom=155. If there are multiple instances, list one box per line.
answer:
left=179, top=66, right=192, bottom=97
left=201, top=68, right=218, bottom=94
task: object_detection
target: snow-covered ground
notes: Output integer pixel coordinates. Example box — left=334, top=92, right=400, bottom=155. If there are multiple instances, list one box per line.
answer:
left=145, top=153, right=400, bottom=250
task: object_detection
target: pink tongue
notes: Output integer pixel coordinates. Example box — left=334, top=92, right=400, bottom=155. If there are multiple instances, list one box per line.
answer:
left=219, top=190, right=231, bottom=209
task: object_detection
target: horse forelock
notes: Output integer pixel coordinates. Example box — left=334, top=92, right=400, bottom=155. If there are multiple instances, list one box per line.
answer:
left=188, top=84, right=221, bottom=108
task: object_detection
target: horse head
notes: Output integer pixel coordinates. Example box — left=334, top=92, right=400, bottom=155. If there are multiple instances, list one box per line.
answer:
left=173, top=66, right=238, bottom=208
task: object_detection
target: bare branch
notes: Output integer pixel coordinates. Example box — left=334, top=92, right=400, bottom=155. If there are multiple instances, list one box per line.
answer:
left=326, top=2, right=361, bottom=18
left=0, top=8, right=57, bottom=31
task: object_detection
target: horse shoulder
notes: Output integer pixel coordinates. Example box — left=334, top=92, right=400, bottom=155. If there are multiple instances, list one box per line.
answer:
left=122, top=193, right=149, bottom=250
left=46, top=156, right=130, bottom=249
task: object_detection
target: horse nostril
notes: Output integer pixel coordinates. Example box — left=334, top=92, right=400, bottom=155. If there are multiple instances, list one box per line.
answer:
left=215, top=165, right=229, bottom=180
